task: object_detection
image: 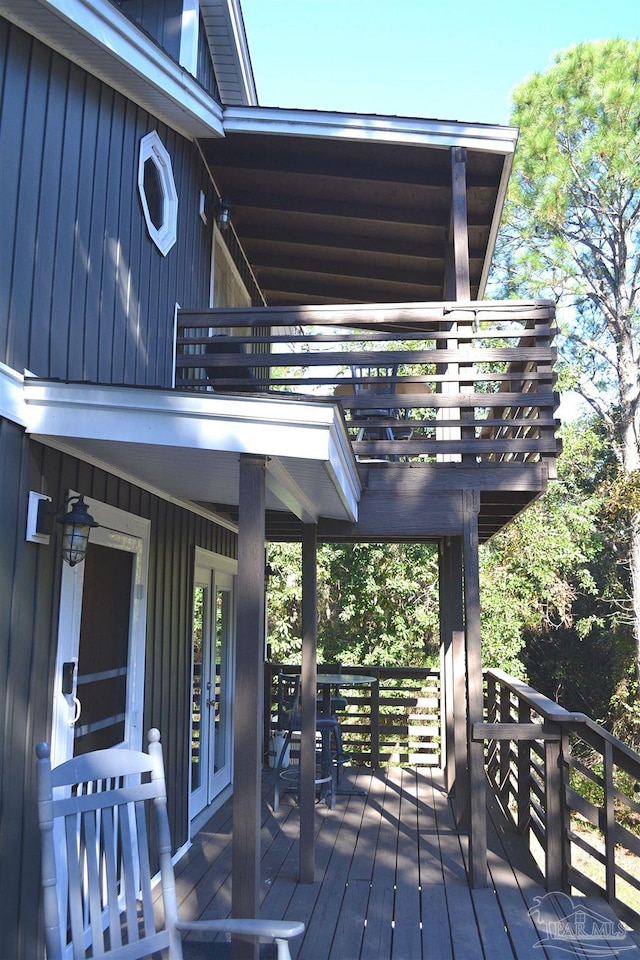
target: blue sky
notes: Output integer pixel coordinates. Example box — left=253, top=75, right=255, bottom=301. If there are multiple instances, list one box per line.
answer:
left=241, top=0, right=640, bottom=125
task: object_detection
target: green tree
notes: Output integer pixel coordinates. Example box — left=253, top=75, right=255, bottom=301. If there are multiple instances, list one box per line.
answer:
left=492, top=40, right=640, bottom=683
left=266, top=542, right=439, bottom=667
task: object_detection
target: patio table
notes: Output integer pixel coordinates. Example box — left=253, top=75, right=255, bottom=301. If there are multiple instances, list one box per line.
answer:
left=316, top=673, right=378, bottom=796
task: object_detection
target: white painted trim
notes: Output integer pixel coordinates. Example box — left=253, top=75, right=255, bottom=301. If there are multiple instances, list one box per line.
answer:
left=138, top=132, right=178, bottom=256
left=478, top=150, right=515, bottom=298
left=25, top=380, right=350, bottom=459
left=199, top=0, right=258, bottom=107
left=220, top=0, right=258, bottom=105
left=51, top=494, right=150, bottom=768
left=266, top=457, right=319, bottom=523
left=0, top=361, right=26, bottom=426
left=179, top=0, right=199, bottom=77
left=223, top=106, right=519, bottom=156
left=23, top=379, right=361, bottom=521
left=0, top=0, right=225, bottom=139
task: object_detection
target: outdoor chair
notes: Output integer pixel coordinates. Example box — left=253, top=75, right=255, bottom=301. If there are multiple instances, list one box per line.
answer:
left=349, top=364, right=412, bottom=457
left=36, top=729, right=304, bottom=960
left=272, top=673, right=346, bottom=812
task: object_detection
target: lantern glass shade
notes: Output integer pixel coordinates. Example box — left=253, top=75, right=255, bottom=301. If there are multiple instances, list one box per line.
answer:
left=215, top=198, right=232, bottom=231
left=58, top=495, right=98, bottom=566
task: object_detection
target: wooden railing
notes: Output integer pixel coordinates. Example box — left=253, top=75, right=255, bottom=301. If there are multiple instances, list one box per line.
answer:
left=481, top=668, right=640, bottom=926
left=263, top=663, right=441, bottom=769
left=176, top=300, right=559, bottom=469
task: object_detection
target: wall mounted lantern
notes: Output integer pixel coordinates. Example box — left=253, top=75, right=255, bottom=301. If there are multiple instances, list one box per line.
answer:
left=57, top=495, right=99, bottom=567
left=214, top=198, right=232, bottom=231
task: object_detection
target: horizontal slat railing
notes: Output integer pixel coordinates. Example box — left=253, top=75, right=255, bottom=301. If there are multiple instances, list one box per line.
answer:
left=263, top=664, right=441, bottom=770
left=480, top=668, right=640, bottom=927
left=175, top=300, right=560, bottom=469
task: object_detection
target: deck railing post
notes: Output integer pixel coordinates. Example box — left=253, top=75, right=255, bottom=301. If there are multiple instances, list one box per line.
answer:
left=516, top=698, right=531, bottom=836
left=544, top=723, right=563, bottom=891
left=499, top=681, right=512, bottom=812
left=604, top=739, right=616, bottom=902
left=371, top=671, right=380, bottom=770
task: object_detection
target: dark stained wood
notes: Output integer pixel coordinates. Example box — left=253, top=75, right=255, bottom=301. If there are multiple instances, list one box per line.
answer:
left=472, top=722, right=562, bottom=741
left=463, top=491, right=487, bottom=888
left=449, top=147, right=471, bottom=301
left=232, top=455, right=266, bottom=958
left=300, top=523, right=318, bottom=882
left=171, top=766, right=640, bottom=959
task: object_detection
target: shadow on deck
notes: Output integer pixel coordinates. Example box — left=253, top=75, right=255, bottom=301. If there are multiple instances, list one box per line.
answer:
left=172, top=767, right=640, bottom=960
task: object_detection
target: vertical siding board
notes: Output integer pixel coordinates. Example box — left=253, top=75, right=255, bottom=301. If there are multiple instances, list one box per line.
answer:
left=30, top=53, right=71, bottom=375
left=98, top=91, right=126, bottom=383
left=0, top=22, right=28, bottom=357
left=122, top=100, right=142, bottom=385
left=90, top=86, right=115, bottom=383
left=62, top=71, right=102, bottom=379
left=45, top=63, right=87, bottom=378
left=7, top=36, right=52, bottom=371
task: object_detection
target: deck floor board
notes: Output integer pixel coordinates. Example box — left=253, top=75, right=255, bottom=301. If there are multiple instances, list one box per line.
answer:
left=175, top=767, right=639, bottom=960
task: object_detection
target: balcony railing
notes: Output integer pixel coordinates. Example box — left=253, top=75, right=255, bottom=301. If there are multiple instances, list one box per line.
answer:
left=263, top=664, right=441, bottom=769
left=175, top=300, right=559, bottom=469
left=482, top=668, right=640, bottom=926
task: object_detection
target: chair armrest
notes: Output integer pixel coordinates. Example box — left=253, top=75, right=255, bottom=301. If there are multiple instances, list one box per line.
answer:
left=176, top=919, right=304, bottom=960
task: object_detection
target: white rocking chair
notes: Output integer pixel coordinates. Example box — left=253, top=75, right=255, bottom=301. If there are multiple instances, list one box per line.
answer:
left=36, top=729, right=304, bottom=960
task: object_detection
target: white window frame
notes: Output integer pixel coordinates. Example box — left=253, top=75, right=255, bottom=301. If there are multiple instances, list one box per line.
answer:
left=138, top=131, right=178, bottom=256
left=179, top=0, right=200, bottom=76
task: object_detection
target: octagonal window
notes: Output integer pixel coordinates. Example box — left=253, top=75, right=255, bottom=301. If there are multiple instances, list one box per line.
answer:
left=138, top=131, right=178, bottom=256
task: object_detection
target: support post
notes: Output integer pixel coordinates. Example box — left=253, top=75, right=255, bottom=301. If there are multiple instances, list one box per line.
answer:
left=463, top=490, right=487, bottom=887
left=449, top=146, right=470, bottom=300
left=232, top=455, right=266, bottom=960
left=447, top=538, right=468, bottom=829
left=440, top=537, right=464, bottom=798
left=544, top=724, right=563, bottom=891
left=300, top=523, right=318, bottom=883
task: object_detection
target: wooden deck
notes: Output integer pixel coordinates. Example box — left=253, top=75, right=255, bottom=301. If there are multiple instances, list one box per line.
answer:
left=173, top=767, right=640, bottom=959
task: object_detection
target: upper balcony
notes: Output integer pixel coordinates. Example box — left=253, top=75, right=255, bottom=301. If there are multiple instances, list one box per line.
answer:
left=175, top=298, right=560, bottom=540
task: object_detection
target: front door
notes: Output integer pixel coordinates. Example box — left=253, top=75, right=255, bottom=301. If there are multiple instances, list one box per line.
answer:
left=190, top=550, right=236, bottom=821
left=51, top=496, right=149, bottom=767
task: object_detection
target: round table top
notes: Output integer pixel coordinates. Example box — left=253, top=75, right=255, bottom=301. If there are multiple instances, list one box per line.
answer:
left=315, top=673, right=377, bottom=685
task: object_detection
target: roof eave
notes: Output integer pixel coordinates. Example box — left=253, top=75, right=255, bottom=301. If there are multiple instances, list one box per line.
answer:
left=223, top=105, right=519, bottom=155
left=0, top=0, right=225, bottom=139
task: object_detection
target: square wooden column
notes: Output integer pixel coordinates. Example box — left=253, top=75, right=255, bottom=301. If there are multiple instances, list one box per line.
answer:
left=232, top=455, right=266, bottom=959
left=439, top=537, right=469, bottom=829
left=463, top=490, right=487, bottom=887
left=299, top=523, right=318, bottom=882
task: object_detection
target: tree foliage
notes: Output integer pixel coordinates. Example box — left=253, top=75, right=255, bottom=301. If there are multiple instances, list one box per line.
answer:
left=492, top=39, right=640, bottom=683
left=267, top=542, right=439, bottom=667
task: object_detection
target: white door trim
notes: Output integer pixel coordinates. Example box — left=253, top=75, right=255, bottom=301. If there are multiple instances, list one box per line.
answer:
left=51, top=493, right=150, bottom=767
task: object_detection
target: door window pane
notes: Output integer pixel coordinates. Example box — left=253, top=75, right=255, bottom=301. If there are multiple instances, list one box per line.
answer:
left=74, top=544, right=133, bottom=755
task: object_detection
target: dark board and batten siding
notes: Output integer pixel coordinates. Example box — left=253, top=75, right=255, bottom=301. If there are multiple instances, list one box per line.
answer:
left=0, top=424, right=237, bottom=960
left=0, top=16, right=217, bottom=385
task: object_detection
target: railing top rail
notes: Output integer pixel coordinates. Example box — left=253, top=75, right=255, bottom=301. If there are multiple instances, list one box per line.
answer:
left=177, top=299, right=556, bottom=330
left=486, top=667, right=640, bottom=771
left=486, top=668, right=586, bottom=722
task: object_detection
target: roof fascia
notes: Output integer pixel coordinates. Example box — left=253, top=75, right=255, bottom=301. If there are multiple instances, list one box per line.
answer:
left=223, top=106, right=519, bottom=155
left=0, top=361, right=27, bottom=427
left=22, top=379, right=361, bottom=520
left=478, top=146, right=514, bottom=298
left=0, top=0, right=224, bottom=138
